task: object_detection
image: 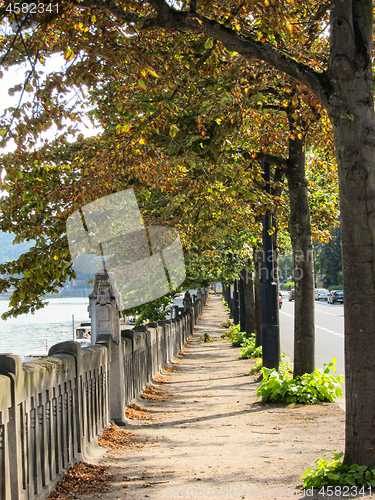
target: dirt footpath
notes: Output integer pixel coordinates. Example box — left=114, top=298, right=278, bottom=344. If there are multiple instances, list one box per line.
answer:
left=75, top=295, right=349, bottom=500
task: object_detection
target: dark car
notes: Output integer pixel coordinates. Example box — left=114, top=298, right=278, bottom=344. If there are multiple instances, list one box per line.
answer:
left=279, top=292, right=283, bottom=309
left=328, top=290, right=344, bottom=304
left=288, top=289, right=295, bottom=301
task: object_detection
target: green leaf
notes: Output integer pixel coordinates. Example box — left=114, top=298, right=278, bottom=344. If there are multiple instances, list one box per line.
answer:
left=137, top=79, right=147, bottom=91
left=204, top=38, right=213, bottom=49
left=340, top=113, right=355, bottom=121
left=169, top=124, right=180, bottom=137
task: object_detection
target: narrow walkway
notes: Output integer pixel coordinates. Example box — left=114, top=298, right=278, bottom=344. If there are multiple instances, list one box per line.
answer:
left=86, top=296, right=345, bottom=500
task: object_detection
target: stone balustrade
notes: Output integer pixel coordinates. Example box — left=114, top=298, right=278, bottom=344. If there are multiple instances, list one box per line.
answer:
left=0, top=278, right=208, bottom=500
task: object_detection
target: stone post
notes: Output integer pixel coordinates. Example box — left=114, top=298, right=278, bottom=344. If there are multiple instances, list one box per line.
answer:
left=172, top=305, right=179, bottom=319
left=89, top=271, right=123, bottom=344
left=183, top=291, right=192, bottom=312
left=89, top=271, right=127, bottom=424
left=0, top=354, right=24, bottom=500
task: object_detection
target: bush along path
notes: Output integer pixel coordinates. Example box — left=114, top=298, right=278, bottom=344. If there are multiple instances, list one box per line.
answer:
left=49, top=295, right=351, bottom=500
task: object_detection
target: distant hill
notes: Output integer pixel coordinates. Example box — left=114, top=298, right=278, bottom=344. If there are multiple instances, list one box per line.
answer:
left=0, top=231, right=33, bottom=264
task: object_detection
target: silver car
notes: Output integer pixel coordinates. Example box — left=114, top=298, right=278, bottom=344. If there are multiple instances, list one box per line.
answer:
left=315, top=288, right=329, bottom=301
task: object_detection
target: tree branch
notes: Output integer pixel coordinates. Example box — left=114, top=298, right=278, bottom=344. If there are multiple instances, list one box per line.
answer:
left=305, top=1, right=330, bottom=49
left=146, top=0, right=330, bottom=105
left=255, top=153, right=288, bottom=170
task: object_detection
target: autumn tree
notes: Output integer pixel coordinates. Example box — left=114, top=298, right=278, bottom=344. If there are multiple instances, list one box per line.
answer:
left=0, top=2, right=339, bottom=375
left=122, top=0, right=375, bottom=466
left=0, top=0, right=373, bottom=465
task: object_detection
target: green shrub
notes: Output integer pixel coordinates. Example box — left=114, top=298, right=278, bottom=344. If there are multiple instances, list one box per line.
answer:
left=222, top=297, right=230, bottom=313
left=250, top=358, right=263, bottom=373
left=200, top=332, right=214, bottom=343
left=256, top=358, right=343, bottom=404
left=239, top=334, right=262, bottom=358
left=279, top=360, right=293, bottom=374
left=220, top=324, right=240, bottom=343
left=220, top=319, right=232, bottom=329
left=221, top=324, right=254, bottom=347
left=250, top=358, right=294, bottom=374
left=302, top=452, right=375, bottom=488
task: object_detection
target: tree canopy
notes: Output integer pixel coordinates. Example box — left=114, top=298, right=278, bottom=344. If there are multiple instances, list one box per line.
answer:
left=1, top=0, right=374, bottom=466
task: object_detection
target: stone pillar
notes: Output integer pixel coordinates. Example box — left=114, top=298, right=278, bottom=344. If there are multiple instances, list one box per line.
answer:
left=172, top=305, right=179, bottom=319
left=0, top=354, right=24, bottom=500
left=197, top=288, right=202, bottom=301
left=89, top=271, right=123, bottom=344
left=89, top=271, right=127, bottom=424
left=183, top=291, right=192, bottom=312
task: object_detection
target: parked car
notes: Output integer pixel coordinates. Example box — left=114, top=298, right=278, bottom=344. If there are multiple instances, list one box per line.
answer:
left=279, top=292, right=283, bottom=309
left=328, top=290, right=344, bottom=304
left=288, top=289, right=295, bottom=301
left=315, top=288, right=329, bottom=301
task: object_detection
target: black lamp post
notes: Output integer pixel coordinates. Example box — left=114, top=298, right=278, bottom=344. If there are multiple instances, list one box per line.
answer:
left=261, top=161, right=280, bottom=370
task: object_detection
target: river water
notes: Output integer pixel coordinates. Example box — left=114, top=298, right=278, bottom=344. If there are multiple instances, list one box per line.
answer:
left=0, top=297, right=90, bottom=360
left=0, top=293, right=192, bottom=361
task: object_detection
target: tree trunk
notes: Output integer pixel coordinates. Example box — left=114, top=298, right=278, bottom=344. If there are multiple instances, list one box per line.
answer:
left=336, top=118, right=375, bottom=464
left=329, top=102, right=375, bottom=465
left=232, top=280, right=240, bottom=325
left=254, top=249, right=263, bottom=347
left=227, top=284, right=233, bottom=315
left=239, top=274, right=246, bottom=332
left=242, top=267, right=256, bottom=335
left=322, top=0, right=375, bottom=465
left=286, top=134, right=315, bottom=377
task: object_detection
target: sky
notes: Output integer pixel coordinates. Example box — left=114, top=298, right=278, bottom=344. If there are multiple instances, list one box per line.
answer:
left=0, top=42, right=102, bottom=248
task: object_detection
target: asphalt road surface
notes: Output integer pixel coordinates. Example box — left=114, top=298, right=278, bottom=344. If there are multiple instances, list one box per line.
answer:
left=279, top=292, right=345, bottom=408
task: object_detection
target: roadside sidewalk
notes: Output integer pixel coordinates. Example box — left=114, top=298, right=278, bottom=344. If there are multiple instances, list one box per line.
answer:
left=78, top=295, right=346, bottom=500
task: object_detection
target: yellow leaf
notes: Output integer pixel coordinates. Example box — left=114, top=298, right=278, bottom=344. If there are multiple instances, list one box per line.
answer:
left=146, top=67, right=160, bottom=78
left=169, top=124, right=180, bottom=138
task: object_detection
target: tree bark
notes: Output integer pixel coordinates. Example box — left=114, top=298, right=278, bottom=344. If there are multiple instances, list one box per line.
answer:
left=321, top=0, right=375, bottom=466
left=336, top=117, right=375, bottom=464
left=286, top=135, right=315, bottom=377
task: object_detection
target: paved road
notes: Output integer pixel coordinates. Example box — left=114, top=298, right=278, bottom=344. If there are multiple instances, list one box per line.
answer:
left=279, top=293, right=345, bottom=407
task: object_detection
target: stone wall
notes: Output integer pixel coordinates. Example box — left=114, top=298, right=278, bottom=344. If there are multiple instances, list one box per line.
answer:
left=0, top=287, right=208, bottom=500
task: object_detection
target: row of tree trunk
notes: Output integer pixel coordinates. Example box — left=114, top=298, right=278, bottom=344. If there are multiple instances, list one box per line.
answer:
left=223, top=136, right=315, bottom=377
left=222, top=253, right=262, bottom=346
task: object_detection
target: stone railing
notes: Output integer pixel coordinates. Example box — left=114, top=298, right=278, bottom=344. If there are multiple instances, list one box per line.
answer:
left=0, top=275, right=208, bottom=500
